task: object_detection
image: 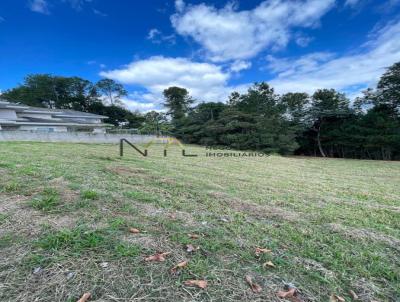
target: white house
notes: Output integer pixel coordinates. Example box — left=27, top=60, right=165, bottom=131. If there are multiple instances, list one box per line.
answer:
left=0, top=99, right=109, bottom=133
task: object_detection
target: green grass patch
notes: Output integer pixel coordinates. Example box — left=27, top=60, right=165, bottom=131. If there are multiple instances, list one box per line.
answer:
left=2, top=181, right=21, bottom=193
left=35, top=226, right=142, bottom=260
left=81, top=189, right=99, bottom=200
left=36, top=227, right=106, bottom=252
left=0, top=213, right=9, bottom=225
left=124, top=190, right=160, bottom=204
left=0, top=233, right=14, bottom=248
left=29, top=188, right=60, bottom=212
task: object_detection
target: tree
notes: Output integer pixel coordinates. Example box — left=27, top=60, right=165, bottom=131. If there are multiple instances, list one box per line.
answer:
left=1, top=74, right=99, bottom=110
left=67, top=77, right=99, bottom=111
left=140, top=111, right=170, bottom=135
left=281, top=92, right=310, bottom=125
left=215, top=83, right=298, bottom=154
left=87, top=102, right=143, bottom=128
left=179, top=102, right=227, bottom=144
left=163, top=87, right=193, bottom=121
left=96, top=78, right=127, bottom=105
left=359, top=105, right=400, bottom=160
left=163, top=86, right=194, bottom=137
left=229, top=82, right=283, bottom=116
left=310, top=89, right=351, bottom=157
left=376, top=62, right=400, bottom=113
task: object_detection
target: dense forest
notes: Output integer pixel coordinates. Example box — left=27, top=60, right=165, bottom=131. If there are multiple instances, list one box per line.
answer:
left=1, top=62, right=400, bottom=160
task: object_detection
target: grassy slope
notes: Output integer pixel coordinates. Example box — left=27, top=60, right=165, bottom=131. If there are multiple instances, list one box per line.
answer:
left=0, top=142, right=399, bottom=302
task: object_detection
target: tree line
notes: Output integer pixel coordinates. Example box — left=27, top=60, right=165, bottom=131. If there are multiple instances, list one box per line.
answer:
left=163, top=62, right=400, bottom=160
left=1, top=62, right=400, bottom=160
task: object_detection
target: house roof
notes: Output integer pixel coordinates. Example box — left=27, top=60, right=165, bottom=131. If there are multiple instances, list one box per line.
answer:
left=0, top=100, right=29, bottom=110
left=53, top=109, right=108, bottom=119
left=0, top=99, right=108, bottom=119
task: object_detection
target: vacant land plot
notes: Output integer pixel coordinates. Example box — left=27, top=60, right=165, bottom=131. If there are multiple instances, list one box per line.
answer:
left=0, top=142, right=399, bottom=302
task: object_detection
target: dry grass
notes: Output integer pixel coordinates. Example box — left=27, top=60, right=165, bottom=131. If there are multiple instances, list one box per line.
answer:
left=0, top=142, right=399, bottom=301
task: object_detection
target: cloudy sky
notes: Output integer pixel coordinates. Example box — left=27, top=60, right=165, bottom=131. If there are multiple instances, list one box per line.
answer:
left=1, top=0, right=400, bottom=111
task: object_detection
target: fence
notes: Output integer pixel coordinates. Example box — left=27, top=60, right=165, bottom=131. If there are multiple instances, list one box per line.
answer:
left=0, top=131, right=168, bottom=144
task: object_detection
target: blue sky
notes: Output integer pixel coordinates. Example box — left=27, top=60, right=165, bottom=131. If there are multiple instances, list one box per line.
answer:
left=1, top=0, right=400, bottom=111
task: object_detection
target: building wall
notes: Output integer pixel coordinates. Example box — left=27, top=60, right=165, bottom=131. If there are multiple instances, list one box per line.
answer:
left=62, top=117, right=102, bottom=124
left=0, top=109, right=17, bottom=120
left=0, top=131, right=166, bottom=144
left=18, top=125, right=68, bottom=132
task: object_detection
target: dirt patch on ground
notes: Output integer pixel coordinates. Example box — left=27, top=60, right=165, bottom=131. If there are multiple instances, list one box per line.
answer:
left=0, top=258, right=126, bottom=302
left=292, top=257, right=336, bottom=282
left=0, top=194, right=30, bottom=212
left=0, top=178, right=79, bottom=237
left=106, top=166, right=150, bottom=177
left=310, top=195, right=400, bottom=214
left=1, top=206, right=78, bottom=237
left=327, top=223, right=400, bottom=252
left=121, top=234, right=185, bottom=258
left=350, top=278, right=383, bottom=302
left=48, top=177, right=79, bottom=203
left=158, top=177, right=177, bottom=186
left=135, top=202, right=201, bottom=228
left=363, top=203, right=400, bottom=213
left=0, top=245, right=33, bottom=298
left=208, top=191, right=302, bottom=222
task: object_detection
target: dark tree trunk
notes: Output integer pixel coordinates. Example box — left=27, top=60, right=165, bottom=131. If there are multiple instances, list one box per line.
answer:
left=317, top=123, right=326, bottom=157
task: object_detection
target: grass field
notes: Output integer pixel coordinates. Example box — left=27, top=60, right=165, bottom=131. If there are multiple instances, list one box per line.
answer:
left=0, top=142, right=399, bottom=302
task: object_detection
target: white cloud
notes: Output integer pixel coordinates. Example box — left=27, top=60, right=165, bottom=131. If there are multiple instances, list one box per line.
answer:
left=100, top=56, right=232, bottom=102
left=121, top=97, right=157, bottom=112
left=147, top=28, right=161, bottom=40
left=100, top=56, right=250, bottom=111
left=295, top=35, right=313, bottom=47
left=175, top=0, right=185, bottom=12
left=29, top=0, right=50, bottom=14
left=171, top=0, right=335, bottom=62
left=230, top=60, right=252, bottom=72
left=29, top=0, right=96, bottom=14
left=147, top=28, right=176, bottom=45
left=266, top=20, right=400, bottom=97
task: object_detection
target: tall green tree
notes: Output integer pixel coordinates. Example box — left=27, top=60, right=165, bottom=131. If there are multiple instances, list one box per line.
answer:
left=281, top=92, right=310, bottom=126
left=96, top=78, right=127, bottom=105
left=140, top=111, right=170, bottom=135
left=163, top=87, right=193, bottom=120
left=2, top=74, right=99, bottom=110
left=376, top=62, right=400, bottom=112
left=217, top=83, right=298, bottom=153
left=180, top=102, right=227, bottom=144
left=310, top=89, right=351, bottom=157
left=87, top=102, right=144, bottom=128
left=163, top=86, right=194, bottom=136
left=359, top=105, right=400, bottom=160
